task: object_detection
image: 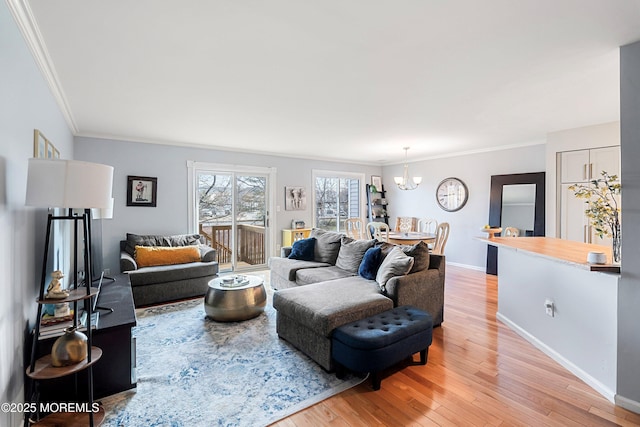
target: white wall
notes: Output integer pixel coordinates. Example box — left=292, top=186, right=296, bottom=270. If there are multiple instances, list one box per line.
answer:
left=74, top=137, right=382, bottom=273
left=381, top=144, right=546, bottom=269
left=0, top=3, right=74, bottom=425
left=618, top=40, right=640, bottom=413
left=497, top=248, right=618, bottom=400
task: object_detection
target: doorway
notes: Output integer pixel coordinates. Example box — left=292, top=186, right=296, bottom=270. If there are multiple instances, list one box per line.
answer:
left=188, top=162, right=275, bottom=273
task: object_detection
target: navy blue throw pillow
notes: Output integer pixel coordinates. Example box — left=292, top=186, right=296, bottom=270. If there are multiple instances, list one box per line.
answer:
left=358, top=247, right=382, bottom=280
left=288, top=237, right=316, bottom=261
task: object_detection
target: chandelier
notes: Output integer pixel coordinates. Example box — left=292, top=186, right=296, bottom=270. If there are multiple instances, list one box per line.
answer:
left=394, top=147, right=422, bottom=190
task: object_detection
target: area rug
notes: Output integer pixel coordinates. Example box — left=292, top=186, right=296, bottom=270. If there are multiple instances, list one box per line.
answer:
left=100, top=278, right=365, bottom=427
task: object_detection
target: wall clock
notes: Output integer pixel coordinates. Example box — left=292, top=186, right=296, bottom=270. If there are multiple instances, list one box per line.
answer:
left=436, top=177, right=468, bottom=212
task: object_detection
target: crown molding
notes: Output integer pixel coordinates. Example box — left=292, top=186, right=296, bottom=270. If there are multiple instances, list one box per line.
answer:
left=383, top=139, right=547, bottom=166
left=75, top=131, right=384, bottom=167
left=6, top=0, right=78, bottom=133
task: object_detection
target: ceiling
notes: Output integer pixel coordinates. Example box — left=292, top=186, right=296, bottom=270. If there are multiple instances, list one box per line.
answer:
left=14, top=0, right=640, bottom=164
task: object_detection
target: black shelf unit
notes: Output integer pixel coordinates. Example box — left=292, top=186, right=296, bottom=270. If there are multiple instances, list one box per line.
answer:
left=24, top=212, right=104, bottom=427
left=366, top=184, right=389, bottom=224
left=32, top=272, right=137, bottom=402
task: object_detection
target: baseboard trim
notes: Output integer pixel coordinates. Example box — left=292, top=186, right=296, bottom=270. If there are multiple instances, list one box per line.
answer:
left=447, top=261, right=485, bottom=271
left=615, top=394, right=640, bottom=414
left=496, top=312, right=616, bottom=403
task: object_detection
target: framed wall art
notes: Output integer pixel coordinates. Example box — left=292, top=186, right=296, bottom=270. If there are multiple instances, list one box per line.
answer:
left=33, top=129, right=59, bottom=158
left=127, top=175, right=158, bottom=207
left=285, top=186, right=306, bottom=211
left=371, top=175, right=382, bottom=191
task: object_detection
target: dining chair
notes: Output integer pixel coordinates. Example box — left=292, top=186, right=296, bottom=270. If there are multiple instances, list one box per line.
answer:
left=431, top=222, right=450, bottom=255
left=344, top=218, right=366, bottom=240
left=366, top=221, right=390, bottom=242
left=503, top=226, right=520, bottom=237
left=395, top=217, right=417, bottom=233
left=417, top=218, right=438, bottom=234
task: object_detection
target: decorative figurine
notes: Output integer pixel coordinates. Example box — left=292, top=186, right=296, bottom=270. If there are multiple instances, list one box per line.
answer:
left=45, top=270, right=69, bottom=299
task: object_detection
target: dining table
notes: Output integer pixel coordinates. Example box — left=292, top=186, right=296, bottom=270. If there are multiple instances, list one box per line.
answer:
left=387, top=231, right=436, bottom=245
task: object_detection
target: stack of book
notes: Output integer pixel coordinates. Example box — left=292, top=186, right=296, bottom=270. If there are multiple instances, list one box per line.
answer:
left=38, top=310, right=99, bottom=339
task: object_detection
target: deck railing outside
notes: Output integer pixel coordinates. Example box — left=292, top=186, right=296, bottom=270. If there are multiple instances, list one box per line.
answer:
left=237, top=224, right=266, bottom=265
left=199, top=222, right=265, bottom=267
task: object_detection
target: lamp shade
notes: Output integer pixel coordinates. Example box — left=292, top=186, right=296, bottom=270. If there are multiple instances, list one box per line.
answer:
left=26, top=159, right=114, bottom=209
left=92, top=197, right=114, bottom=220
left=393, top=147, right=421, bottom=191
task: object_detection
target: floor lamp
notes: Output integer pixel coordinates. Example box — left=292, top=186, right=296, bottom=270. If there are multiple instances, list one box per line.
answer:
left=25, top=158, right=113, bottom=426
left=90, top=197, right=115, bottom=313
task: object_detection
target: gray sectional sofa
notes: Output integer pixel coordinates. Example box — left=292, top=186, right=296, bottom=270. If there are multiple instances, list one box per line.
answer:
left=120, top=233, right=219, bottom=306
left=270, top=228, right=445, bottom=370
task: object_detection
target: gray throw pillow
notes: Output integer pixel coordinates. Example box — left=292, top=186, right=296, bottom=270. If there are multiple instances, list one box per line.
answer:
left=376, top=246, right=414, bottom=290
left=401, top=241, right=430, bottom=273
left=335, top=237, right=376, bottom=273
left=200, top=246, right=217, bottom=262
left=168, top=234, right=203, bottom=247
left=374, top=241, right=396, bottom=260
left=125, top=233, right=202, bottom=256
left=125, top=233, right=171, bottom=256
left=310, top=228, right=344, bottom=264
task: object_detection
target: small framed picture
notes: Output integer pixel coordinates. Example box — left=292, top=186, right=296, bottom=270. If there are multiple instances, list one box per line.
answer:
left=371, top=175, right=382, bottom=191
left=285, top=186, right=306, bottom=211
left=127, top=175, right=158, bottom=207
left=34, top=129, right=61, bottom=159
left=33, top=129, right=49, bottom=158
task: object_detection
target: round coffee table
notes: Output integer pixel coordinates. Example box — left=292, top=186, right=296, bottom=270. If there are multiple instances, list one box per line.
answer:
left=204, top=275, right=267, bottom=322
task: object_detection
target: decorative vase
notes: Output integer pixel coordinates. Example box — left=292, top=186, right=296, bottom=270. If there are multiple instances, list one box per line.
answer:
left=612, top=230, right=621, bottom=264
left=51, top=326, right=88, bottom=367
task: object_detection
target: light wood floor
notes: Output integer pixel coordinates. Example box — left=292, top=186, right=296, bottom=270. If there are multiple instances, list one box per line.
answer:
left=271, top=265, right=640, bottom=426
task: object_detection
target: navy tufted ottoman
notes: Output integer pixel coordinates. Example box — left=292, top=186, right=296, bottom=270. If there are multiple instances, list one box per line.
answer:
left=331, top=306, right=433, bottom=390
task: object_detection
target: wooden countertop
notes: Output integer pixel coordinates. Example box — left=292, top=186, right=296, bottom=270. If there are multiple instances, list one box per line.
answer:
left=479, top=236, right=620, bottom=273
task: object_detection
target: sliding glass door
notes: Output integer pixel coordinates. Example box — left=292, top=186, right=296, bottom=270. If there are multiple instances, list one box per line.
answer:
left=234, top=174, right=268, bottom=270
left=191, top=163, right=273, bottom=272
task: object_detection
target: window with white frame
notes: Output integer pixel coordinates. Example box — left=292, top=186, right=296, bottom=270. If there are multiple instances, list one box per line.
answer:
left=312, top=170, right=364, bottom=232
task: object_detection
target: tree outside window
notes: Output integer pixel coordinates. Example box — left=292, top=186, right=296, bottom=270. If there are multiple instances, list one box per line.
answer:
left=314, top=175, right=360, bottom=232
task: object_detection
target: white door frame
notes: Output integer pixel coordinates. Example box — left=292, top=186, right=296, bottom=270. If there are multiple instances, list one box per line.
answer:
left=187, top=161, right=277, bottom=270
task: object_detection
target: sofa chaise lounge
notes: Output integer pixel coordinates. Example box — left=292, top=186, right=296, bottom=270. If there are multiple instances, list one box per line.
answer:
left=270, top=228, right=445, bottom=370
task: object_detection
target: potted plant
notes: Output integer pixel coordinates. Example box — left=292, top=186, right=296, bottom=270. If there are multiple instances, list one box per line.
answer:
left=569, top=171, right=621, bottom=263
